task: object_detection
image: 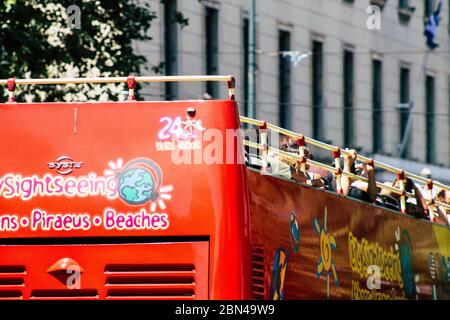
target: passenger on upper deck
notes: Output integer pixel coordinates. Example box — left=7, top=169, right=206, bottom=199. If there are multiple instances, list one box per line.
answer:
left=268, top=135, right=295, bottom=180
left=273, top=136, right=324, bottom=186
left=243, top=129, right=325, bottom=186
left=436, top=189, right=450, bottom=226
left=280, top=142, right=325, bottom=187
left=243, top=129, right=293, bottom=180
left=242, top=122, right=449, bottom=226
left=379, top=178, right=429, bottom=220
left=437, top=189, right=450, bottom=206
left=339, top=150, right=378, bottom=204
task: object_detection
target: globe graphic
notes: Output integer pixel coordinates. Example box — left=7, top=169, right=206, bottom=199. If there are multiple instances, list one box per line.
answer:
left=291, top=220, right=299, bottom=240
left=399, top=230, right=415, bottom=298
left=118, top=167, right=155, bottom=205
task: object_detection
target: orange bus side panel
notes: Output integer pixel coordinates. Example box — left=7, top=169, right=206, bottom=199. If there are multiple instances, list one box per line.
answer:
left=247, top=169, right=450, bottom=300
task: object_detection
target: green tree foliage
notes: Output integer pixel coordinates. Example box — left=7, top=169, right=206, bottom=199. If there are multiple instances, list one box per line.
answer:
left=0, top=0, right=186, bottom=102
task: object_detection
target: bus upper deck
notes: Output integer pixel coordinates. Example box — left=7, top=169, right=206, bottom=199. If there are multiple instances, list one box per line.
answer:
left=0, top=75, right=449, bottom=300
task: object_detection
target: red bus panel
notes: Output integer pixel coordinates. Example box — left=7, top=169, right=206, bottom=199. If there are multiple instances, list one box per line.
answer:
left=0, top=100, right=252, bottom=300
left=0, top=241, right=208, bottom=300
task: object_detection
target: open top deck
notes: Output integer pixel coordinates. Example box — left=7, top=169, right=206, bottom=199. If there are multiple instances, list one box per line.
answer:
left=0, top=75, right=449, bottom=300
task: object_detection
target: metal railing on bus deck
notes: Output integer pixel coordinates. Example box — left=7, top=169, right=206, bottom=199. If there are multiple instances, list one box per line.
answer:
left=240, top=116, right=450, bottom=222
left=1, top=76, right=448, bottom=221
left=0, top=75, right=237, bottom=102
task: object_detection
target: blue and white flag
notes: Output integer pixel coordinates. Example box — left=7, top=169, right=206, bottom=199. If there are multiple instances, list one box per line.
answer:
left=281, top=51, right=311, bottom=67
left=424, top=0, right=442, bottom=50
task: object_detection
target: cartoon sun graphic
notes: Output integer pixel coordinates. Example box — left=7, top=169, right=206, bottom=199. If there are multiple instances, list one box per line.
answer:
left=312, top=207, right=338, bottom=299
left=103, top=158, right=173, bottom=212
left=103, top=158, right=124, bottom=177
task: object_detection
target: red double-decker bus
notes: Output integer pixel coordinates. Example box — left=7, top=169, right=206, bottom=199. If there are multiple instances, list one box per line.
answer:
left=0, top=75, right=449, bottom=300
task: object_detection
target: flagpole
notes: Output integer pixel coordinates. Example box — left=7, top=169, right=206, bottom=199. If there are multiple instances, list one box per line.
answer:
left=247, top=0, right=256, bottom=119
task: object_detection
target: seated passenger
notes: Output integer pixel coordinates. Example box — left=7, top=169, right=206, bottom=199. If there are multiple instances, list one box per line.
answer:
left=380, top=178, right=429, bottom=219
left=435, top=189, right=450, bottom=226
left=436, top=189, right=450, bottom=206
left=340, top=150, right=377, bottom=204
left=277, top=142, right=325, bottom=187
left=376, top=183, right=401, bottom=211
left=267, top=135, right=295, bottom=180
left=243, top=132, right=294, bottom=179
left=400, top=178, right=429, bottom=219
left=289, top=148, right=326, bottom=187
left=268, top=154, right=294, bottom=180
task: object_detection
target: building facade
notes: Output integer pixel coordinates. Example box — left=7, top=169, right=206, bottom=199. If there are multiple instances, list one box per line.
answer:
left=135, top=0, right=450, bottom=180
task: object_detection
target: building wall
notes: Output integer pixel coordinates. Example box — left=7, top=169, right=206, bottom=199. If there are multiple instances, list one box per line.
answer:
left=135, top=0, right=450, bottom=169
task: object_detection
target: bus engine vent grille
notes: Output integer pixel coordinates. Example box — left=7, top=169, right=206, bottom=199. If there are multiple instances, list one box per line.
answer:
left=104, top=264, right=196, bottom=300
left=30, top=289, right=99, bottom=300
left=251, top=246, right=265, bottom=300
left=0, top=265, right=26, bottom=300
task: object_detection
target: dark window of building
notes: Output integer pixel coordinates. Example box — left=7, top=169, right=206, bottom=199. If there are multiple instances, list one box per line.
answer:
left=425, top=75, right=435, bottom=164
left=398, top=0, right=414, bottom=22
left=372, top=59, right=383, bottom=153
left=398, top=0, right=416, bottom=23
left=399, top=67, right=410, bottom=158
left=242, top=17, right=249, bottom=117
left=279, top=30, right=292, bottom=130
left=164, top=0, right=178, bottom=100
left=399, top=0, right=409, bottom=8
left=369, top=0, right=387, bottom=10
left=312, top=40, right=324, bottom=140
left=425, top=0, right=435, bottom=17
left=343, top=49, right=354, bottom=147
left=205, top=7, right=219, bottom=98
